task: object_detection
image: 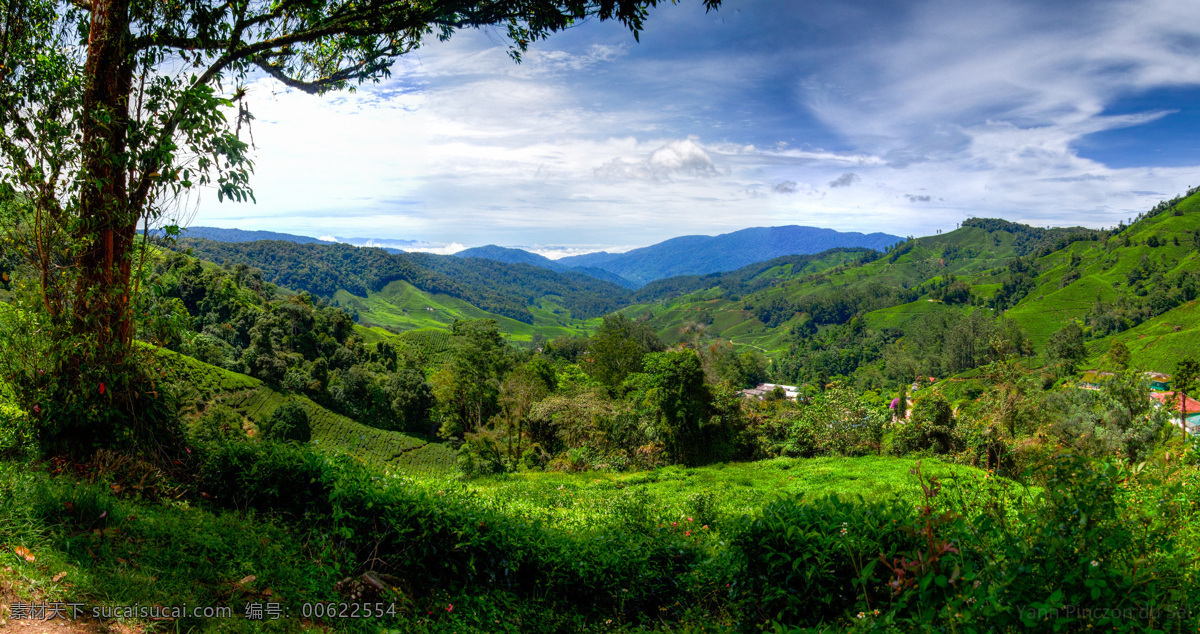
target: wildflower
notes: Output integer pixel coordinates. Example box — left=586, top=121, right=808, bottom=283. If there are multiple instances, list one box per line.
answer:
left=687, top=517, right=693, bottom=522
left=856, top=612, right=865, bottom=619
left=873, top=610, right=880, bottom=616
left=447, top=604, right=454, bottom=612
left=672, top=522, right=678, bottom=527
left=702, top=525, right=709, bottom=529
left=1091, top=560, right=1099, bottom=567
left=685, top=530, right=692, bottom=536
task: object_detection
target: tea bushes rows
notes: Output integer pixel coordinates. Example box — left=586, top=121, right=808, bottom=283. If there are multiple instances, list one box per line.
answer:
left=207, top=383, right=446, bottom=473
left=389, top=442, right=458, bottom=476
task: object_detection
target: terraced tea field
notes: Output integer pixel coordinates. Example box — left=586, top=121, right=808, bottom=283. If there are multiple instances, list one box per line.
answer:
left=159, top=348, right=457, bottom=476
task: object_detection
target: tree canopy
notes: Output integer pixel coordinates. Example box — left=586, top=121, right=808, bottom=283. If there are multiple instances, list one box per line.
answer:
left=0, top=0, right=718, bottom=453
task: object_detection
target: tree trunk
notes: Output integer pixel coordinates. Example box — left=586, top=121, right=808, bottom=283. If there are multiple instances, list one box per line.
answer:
left=75, top=0, right=135, bottom=359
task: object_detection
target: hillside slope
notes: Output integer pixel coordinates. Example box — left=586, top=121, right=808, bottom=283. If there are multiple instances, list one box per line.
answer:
left=175, top=238, right=631, bottom=327
left=157, top=347, right=457, bottom=475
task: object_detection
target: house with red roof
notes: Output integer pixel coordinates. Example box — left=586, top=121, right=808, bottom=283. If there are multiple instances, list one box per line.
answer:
left=1149, top=391, right=1200, bottom=434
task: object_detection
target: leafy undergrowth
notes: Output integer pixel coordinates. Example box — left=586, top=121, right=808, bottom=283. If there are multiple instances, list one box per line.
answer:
left=0, top=459, right=356, bottom=633
left=2, top=447, right=1198, bottom=633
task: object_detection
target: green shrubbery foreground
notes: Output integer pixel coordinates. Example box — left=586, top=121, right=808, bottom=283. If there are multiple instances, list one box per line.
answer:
left=5, top=436, right=1197, bottom=632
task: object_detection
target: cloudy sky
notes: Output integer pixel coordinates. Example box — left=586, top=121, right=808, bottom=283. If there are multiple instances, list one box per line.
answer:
left=193, top=0, right=1200, bottom=256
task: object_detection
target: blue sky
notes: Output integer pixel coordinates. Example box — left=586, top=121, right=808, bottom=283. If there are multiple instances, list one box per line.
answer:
left=193, top=0, right=1200, bottom=256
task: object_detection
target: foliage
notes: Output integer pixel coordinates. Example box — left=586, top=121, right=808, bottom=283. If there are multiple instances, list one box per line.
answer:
left=732, top=493, right=921, bottom=625
left=260, top=400, right=312, bottom=443
left=586, top=313, right=665, bottom=388
left=1046, top=321, right=1087, bottom=372
left=892, top=391, right=959, bottom=455
left=187, top=404, right=245, bottom=445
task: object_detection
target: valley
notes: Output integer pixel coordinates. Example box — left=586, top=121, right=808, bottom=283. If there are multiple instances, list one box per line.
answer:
left=3, top=191, right=1200, bottom=632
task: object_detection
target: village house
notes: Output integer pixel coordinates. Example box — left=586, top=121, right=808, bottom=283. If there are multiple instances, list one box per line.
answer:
left=1143, top=371, right=1172, bottom=391
left=1149, top=391, right=1200, bottom=434
left=740, top=383, right=801, bottom=401
left=1078, top=370, right=1115, bottom=390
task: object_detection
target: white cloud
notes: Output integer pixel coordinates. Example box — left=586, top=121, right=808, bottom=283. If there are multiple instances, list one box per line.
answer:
left=401, top=243, right=468, bottom=255
left=189, top=0, right=1200, bottom=248
left=594, top=138, right=723, bottom=182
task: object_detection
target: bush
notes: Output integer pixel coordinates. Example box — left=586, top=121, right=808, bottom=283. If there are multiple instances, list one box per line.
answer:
left=0, top=400, right=33, bottom=457
left=195, top=440, right=331, bottom=516
left=260, top=401, right=311, bottom=443
left=731, top=494, right=920, bottom=625
left=892, top=392, right=959, bottom=455
left=187, top=404, right=245, bottom=444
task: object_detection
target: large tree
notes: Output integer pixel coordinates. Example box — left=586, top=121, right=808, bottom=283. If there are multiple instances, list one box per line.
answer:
left=0, top=0, right=718, bottom=451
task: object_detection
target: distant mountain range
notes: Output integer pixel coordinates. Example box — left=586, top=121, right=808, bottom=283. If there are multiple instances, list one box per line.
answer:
left=173, top=224, right=901, bottom=289
left=453, top=245, right=640, bottom=288
left=165, top=226, right=328, bottom=244
left=163, top=227, right=431, bottom=250
left=458, top=226, right=902, bottom=287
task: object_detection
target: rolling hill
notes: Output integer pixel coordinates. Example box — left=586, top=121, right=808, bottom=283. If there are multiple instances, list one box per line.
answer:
left=620, top=188, right=1200, bottom=382
left=173, top=237, right=629, bottom=339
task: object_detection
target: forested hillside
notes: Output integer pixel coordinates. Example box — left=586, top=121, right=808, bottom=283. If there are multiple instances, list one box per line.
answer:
left=176, top=237, right=632, bottom=328
left=621, top=189, right=1200, bottom=394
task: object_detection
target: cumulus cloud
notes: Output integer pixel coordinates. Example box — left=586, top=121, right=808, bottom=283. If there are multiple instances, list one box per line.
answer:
left=594, top=138, right=722, bottom=182
left=190, top=1, right=1200, bottom=248
left=828, top=172, right=860, bottom=188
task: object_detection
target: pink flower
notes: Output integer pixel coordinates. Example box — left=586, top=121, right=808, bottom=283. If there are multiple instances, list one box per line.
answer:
left=446, top=604, right=453, bottom=612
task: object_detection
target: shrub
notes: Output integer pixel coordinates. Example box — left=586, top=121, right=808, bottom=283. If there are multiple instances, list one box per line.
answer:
left=892, top=392, right=959, bottom=455
left=731, top=494, right=920, bottom=625
left=187, top=404, right=245, bottom=444
left=0, top=400, right=33, bottom=457
left=195, top=440, right=331, bottom=516
left=260, top=401, right=311, bottom=443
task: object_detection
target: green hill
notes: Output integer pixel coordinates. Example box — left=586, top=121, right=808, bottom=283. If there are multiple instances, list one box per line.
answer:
left=175, top=238, right=631, bottom=327
left=156, top=347, right=458, bottom=475
left=619, top=189, right=1200, bottom=387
